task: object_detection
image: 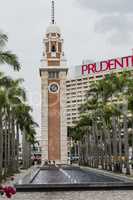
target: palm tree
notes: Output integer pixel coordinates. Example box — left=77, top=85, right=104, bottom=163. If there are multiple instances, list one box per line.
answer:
left=75, top=71, right=133, bottom=175
left=0, top=73, right=13, bottom=179
left=0, top=31, right=20, bottom=71
left=0, top=88, right=7, bottom=180
left=7, top=79, right=26, bottom=174
left=0, top=31, right=21, bottom=179
left=0, top=74, right=38, bottom=182
left=0, top=32, right=38, bottom=183
left=15, top=103, right=38, bottom=169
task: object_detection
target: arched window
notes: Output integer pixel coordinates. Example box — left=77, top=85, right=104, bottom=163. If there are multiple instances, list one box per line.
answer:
left=51, top=45, right=56, bottom=52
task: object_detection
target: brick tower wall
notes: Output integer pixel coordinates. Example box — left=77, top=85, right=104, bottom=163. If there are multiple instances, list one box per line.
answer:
left=48, top=80, right=60, bottom=161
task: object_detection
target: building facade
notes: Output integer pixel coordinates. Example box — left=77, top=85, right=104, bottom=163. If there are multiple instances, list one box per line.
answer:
left=66, top=55, right=133, bottom=127
left=40, top=1, right=68, bottom=164
left=66, top=76, right=90, bottom=127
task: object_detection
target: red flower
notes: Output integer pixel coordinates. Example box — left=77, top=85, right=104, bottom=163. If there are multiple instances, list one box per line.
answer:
left=5, top=193, right=12, bottom=198
left=11, top=188, right=16, bottom=195
left=2, top=186, right=16, bottom=198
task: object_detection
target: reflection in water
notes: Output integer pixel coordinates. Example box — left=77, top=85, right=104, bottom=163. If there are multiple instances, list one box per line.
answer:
left=31, top=168, right=122, bottom=185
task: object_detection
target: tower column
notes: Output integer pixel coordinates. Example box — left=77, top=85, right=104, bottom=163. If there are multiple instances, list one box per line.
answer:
left=60, top=71, right=68, bottom=163
left=41, top=71, right=48, bottom=162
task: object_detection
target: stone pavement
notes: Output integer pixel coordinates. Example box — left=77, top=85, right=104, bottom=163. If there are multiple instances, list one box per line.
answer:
left=10, top=191, right=133, bottom=200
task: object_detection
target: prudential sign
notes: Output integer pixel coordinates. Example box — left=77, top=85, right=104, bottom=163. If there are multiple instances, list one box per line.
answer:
left=82, top=55, right=133, bottom=76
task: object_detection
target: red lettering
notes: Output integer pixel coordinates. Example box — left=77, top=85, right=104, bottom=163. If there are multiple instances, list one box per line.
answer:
left=123, top=56, right=129, bottom=67
left=82, top=65, right=88, bottom=75
left=115, top=58, right=124, bottom=68
left=132, top=56, right=133, bottom=66
left=100, top=61, right=109, bottom=72
left=128, top=55, right=133, bottom=66
left=95, top=63, right=102, bottom=72
left=88, top=64, right=96, bottom=74
left=108, top=59, right=116, bottom=70
left=81, top=55, right=133, bottom=76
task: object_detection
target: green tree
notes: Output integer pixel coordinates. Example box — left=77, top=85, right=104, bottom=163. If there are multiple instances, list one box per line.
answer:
left=0, top=32, right=20, bottom=71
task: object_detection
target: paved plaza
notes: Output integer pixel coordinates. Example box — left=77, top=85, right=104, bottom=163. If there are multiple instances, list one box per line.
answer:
left=12, top=191, right=133, bottom=200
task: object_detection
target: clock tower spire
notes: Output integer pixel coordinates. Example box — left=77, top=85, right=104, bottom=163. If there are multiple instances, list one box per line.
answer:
left=51, top=0, right=55, bottom=24
left=41, top=0, right=66, bottom=68
left=40, top=1, right=68, bottom=164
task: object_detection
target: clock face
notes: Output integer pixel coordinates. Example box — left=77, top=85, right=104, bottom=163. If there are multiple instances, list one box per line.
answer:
left=48, top=82, right=59, bottom=93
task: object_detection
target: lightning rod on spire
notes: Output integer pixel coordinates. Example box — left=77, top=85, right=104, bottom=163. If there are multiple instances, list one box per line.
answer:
left=51, top=0, right=55, bottom=24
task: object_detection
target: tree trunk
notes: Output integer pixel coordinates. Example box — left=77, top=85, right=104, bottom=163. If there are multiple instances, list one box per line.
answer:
left=107, top=128, right=112, bottom=171
left=10, top=116, right=16, bottom=173
left=16, top=124, right=20, bottom=172
left=123, top=114, right=130, bottom=175
left=4, top=118, right=8, bottom=178
left=0, top=111, right=3, bottom=182
left=7, top=110, right=12, bottom=176
left=22, top=133, right=31, bottom=169
left=118, top=122, right=122, bottom=173
left=112, top=116, right=118, bottom=172
left=22, top=133, right=27, bottom=169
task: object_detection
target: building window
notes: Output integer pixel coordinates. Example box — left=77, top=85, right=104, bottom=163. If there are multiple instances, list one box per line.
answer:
left=46, top=42, right=49, bottom=52
left=72, top=100, right=76, bottom=103
left=72, top=113, right=76, bottom=115
left=51, top=33, right=56, bottom=37
left=51, top=45, right=56, bottom=52
left=72, top=117, right=77, bottom=120
left=49, top=72, right=59, bottom=79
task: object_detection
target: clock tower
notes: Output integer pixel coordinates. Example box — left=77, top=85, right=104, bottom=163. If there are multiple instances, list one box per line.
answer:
left=40, top=0, right=68, bottom=164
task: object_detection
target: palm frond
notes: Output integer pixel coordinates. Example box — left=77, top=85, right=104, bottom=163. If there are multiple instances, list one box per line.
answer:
left=0, top=51, right=21, bottom=71
left=0, top=32, right=8, bottom=47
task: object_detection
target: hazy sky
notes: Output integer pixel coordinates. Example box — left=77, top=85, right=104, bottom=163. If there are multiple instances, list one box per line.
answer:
left=0, top=0, right=133, bottom=135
